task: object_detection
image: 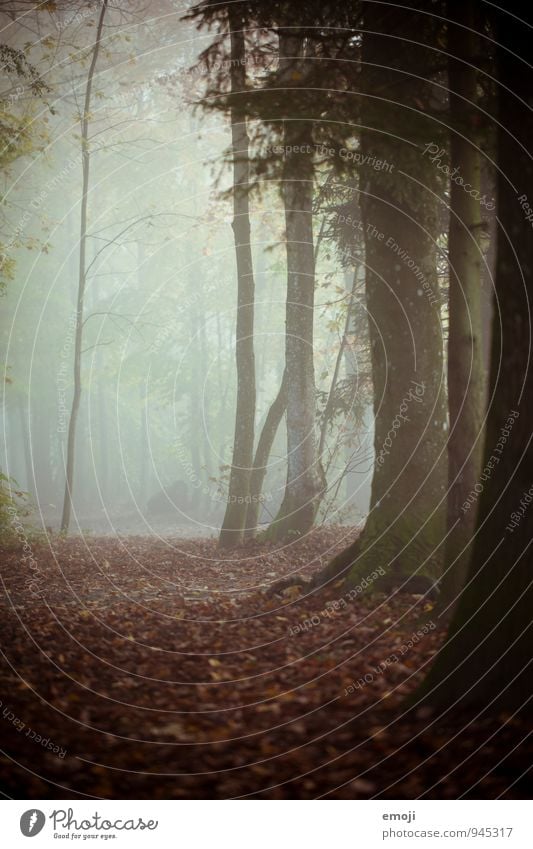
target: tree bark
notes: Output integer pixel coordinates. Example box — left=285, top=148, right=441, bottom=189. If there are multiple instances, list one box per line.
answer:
left=247, top=182, right=334, bottom=538
left=321, top=2, right=446, bottom=588
left=418, top=4, right=533, bottom=711
left=265, top=32, right=325, bottom=541
left=219, top=9, right=256, bottom=548
left=60, top=0, right=107, bottom=533
left=439, top=0, right=484, bottom=607
left=244, top=368, right=288, bottom=537
left=318, top=268, right=357, bottom=463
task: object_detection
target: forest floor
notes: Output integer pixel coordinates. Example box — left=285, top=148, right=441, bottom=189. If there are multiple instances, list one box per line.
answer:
left=0, top=526, right=531, bottom=799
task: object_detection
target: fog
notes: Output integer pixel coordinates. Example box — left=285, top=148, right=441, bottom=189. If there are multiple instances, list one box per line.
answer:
left=1, top=1, right=372, bottom=536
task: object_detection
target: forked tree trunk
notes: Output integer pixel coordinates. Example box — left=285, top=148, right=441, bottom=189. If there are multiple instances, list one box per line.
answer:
left=265, top=32, right=324, bottom=541
left=247, top=187, right=333, bottom=538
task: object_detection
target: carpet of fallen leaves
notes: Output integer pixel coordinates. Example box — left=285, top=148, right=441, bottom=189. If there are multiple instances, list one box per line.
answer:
left=0, top=526, right=531, bottom=799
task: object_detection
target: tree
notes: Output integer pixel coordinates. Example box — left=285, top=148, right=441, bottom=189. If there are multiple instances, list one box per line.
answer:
left=418, top=2, right=533, bottom=712
left=244, top=367, right=287, bottom=537
left=218, top=5, right=257, bottom=548
left=60, top=0, right=108, bottom=533
left=322, top=1, right=447, bottom=589
left=439, top=0, right=484, bottom=607
left=187, top=1, right=357, bottom=542
left=264, top=29, right=325, bottom=541
left=0, top=38, right=50, bottom=533
left=0, top=43, right=49, bottom=289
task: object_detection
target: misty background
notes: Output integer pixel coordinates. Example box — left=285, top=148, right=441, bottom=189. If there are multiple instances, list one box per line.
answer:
left=1, top=0, right=374, bottom=536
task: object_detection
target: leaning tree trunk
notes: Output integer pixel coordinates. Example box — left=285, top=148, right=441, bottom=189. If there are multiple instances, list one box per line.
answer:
left=322, top=2, right=446, bottom=589
left=244, top=368, right=288, bottom=537
left=60, top=0, right=107, bottom=533
left=439, top=0, right=484, bottom=608
left=219, top=9, right=256, bottom=548
left=417, top=3, right=533, bottom=713
left=265, top=33, right=325, bottom=541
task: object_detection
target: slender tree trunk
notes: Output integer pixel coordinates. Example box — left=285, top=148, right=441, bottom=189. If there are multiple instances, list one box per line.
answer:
left=17, top=398, right=32, bottom=492
left=418, top=5, right=533, bottom=711
left=97, top=369, right=108, bottom=503
left=244, top=368, right=288, bottom=536
left=32, top=401, right=54, bottom=509
left=247, top=195, right=331, bottom=538
left=255, top=248, right=271, bottom=400
left=197, top=295, right=214, bottom=484
left=189, top=317, right=203, bottom=493
left=439, top=0, right=484, bottom=606
left=321, top=3, right=446, bottom=588
left=219, top=9, right=256, bottom=548
left=92, top=279, right=109, bottom=505
left=60, top=0, right=107, bottom=533
left=138, top=379, right=148, bottom=501
left=343, top=267, right=365, bottom=506
left=318, top=268, right=357, bottom=464
left=312, top=270, right=358, bottom=521
left=265, top=33, right=324, bottom=541
left=216, top=312, right=231, bottom=465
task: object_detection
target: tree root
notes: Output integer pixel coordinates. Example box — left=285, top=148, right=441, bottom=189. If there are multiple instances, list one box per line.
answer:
left=263, top=534, right=440, bottom=600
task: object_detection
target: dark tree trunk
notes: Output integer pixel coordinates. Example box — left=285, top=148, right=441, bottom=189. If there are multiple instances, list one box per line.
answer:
left=480, top=163, right=496, bottom=379
left=418, top=4, right=533, bottom=712
left=323, top=3, right=446, bottom=588
left=219, top=8, right=256, bottom=548
left=266, top=32, right=324, bottom=541
left=439, top=0, right=484, bottom=606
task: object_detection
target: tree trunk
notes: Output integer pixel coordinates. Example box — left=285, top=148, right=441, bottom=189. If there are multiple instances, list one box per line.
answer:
left=197, top=293, right=214, bottom=485
left=265, top=33, right=324, bottom=541
left=418, top=4, right=533, bottom=711
left=60, top=0, right=107, bottom=533
left=439, top=0, right=484, bottom=607
left=138, top=379, right=148, bottom=503
left=321, top=3, right=446, bottom=588
left=92, top=279, right=109, bottom=506
left=32, top=400, right=54, bottom=510
left=244, top=368, right=288, bottom=537
left=219, top=9, right=256, bottom=548
left=318, top=268, right=357, bottom=464
left=189, top=317, right=203, bottom=498
left=17, top=398, right=32, bottom=493
left=248, top=188, right=332, bottom=538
